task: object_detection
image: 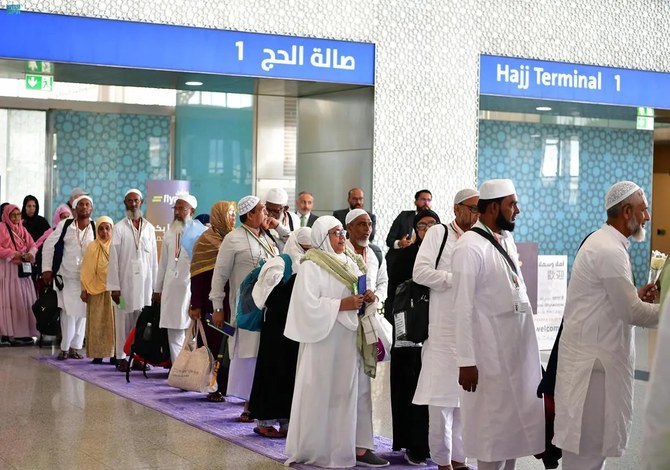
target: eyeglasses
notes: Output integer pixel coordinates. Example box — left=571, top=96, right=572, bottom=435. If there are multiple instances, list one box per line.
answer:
left=328, top=229, right=347, bottom=237
left=416, top=221, right=436, bottom=230
left=418, top=197, right=432, bottom=202
left=458, top=203, right=480, bottom=214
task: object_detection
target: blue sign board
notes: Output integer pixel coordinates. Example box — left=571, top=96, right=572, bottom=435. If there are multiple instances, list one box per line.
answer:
left=0, top=11, right=375, bottom=85
left=480, top=54, right=670, bottom=109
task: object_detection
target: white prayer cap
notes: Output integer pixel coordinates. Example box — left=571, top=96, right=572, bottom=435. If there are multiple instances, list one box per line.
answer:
left=73, top=195, right=93, bottom=208
left=293, top=227, right=311, bottom=246
left=238, top=195, right=260, bottom=216
left=605, top=181, right=641, bottom=209
left=479, top=179, right=516, bottom=200
left=69, top=187, right=88, bottom=199
left=265, top=188, right=288, bottom=205
left=345, top=208, right=368, bottom=225
left=176, top=194, right=198, bottom=210
left=124, top=188, right=143, bottom=199
left=454, top=188, right=479, bottom=205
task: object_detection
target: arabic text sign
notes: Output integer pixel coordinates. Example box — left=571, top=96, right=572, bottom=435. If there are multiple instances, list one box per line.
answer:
left=480, top=54, right=670, bottom=109
left=0, top=11, right=375, bottom=85
left=535, top=255, right=567, bottom=350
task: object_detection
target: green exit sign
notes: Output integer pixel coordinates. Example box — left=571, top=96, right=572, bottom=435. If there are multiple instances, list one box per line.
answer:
left=25, top=74, right=54, bottom=91
left=25, top=61, right=53, bottom=74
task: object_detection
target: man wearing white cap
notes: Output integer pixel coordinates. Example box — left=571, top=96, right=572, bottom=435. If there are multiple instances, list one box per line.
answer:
left=264, top=188, right=299, bottom=252
left=210, top=195, right=278, bottom=421
left=412, top=188, right=479, bottom=470
left=42, top=195, right=96, bottom=360
left=153, top=195, right=197, bottom=362
left=451, top=179, right=544, bottom=470
left=107, top=188, right=158, bottom=371
left=553, top=181, right=659, bottom=470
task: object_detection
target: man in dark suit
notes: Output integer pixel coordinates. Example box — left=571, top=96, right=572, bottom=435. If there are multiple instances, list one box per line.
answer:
left=333, top=187, right=377, bottom=241
left=385, top=189, right=433, bottom=249
left=295, top=191, right=319, bottom=227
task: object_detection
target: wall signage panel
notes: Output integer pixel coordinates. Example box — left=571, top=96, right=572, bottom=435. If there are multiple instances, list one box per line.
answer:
left=0, top=11, right=375, bottom=85
left=480, top=54, right=670, bottom=108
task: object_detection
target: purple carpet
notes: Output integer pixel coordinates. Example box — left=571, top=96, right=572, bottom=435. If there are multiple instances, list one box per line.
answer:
left=37, top=356, right=445, bottom=469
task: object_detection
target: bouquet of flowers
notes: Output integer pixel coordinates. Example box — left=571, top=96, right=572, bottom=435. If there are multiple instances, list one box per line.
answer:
left=648, top=250, right=667, bottom=285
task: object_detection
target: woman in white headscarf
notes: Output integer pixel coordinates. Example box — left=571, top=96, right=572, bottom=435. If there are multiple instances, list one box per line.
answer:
left=284, top=216, right=388, bottom=468
left=247, top=227, right=312, bottom=438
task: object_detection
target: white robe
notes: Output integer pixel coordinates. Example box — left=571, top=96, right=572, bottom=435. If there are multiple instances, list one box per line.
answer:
left=106, top=218, right=157, bottom=314
left=209, top=225, right=278, bottom=400
left=451, top=220, right=544, bottom=461
left=643, top=300, right=670, bottom=470
left=346, top=241, right=389, bottom=304
left=284, top=258, right=365, bottom=468
left=413, top=221, right=462, bottom=408
left=554, top=224, right=659, bottom=457
left=42, top=219, right=95, bottom=318
left=155, top=223, right=192, bottom=330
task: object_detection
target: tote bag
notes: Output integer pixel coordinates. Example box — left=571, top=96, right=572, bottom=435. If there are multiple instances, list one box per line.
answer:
left=167, top=319, right=217, bottom=393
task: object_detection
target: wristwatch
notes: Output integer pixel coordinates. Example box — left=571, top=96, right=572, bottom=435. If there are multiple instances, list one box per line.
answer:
left=214, top=308, right=223, bottom=313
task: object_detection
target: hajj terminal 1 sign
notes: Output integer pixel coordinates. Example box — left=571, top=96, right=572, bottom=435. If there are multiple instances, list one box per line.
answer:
left=480, top=54, right=670, bottom=109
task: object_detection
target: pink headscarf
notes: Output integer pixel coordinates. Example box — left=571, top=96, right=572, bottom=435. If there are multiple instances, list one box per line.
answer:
left=33, top=205, right=73, bottom=250
left=1, top=204, right=35, bottom=252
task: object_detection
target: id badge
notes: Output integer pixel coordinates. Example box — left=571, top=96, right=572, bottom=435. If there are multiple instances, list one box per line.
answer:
left=22, top=262, right=32, bottom=274
left=132, top=259, right=142, bottom=276
left=513, top=287, right=531, bottom=314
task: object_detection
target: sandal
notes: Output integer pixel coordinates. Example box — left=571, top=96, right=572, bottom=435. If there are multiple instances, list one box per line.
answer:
left=238, top=411, right=254, bottom=423
left=131, top=361, right=150, bottom=371
left=68, top=349, right=83, bottom=359
left=253, top=426, right=285, bottom=438
left=116, top=359, right=129, bottom=372
left=56, top=350, right=68, bottom=361
left=207, top=391, right=226, bottom=403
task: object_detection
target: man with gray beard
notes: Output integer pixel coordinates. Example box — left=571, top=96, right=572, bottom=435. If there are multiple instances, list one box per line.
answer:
left=153, top=195, right=197, bottom=362
left=107, top=188, right=158, bottom=372
left=553, top=181, right=659, bottom=470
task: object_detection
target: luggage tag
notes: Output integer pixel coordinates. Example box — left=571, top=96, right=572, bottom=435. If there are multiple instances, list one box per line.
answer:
left=513, top=286, right=531, bottom=314
left=22, top=262, right=32, bottom=274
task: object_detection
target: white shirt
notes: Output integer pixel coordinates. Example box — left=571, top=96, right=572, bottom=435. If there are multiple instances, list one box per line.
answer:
left=451, top=220, right=544, bottom=461
left=42, top=218, right=95, bottom=280
left=106, top=217, right=158, bottom=314
left=413, top=221, right=462, bottom=407
left=269, top=211, right=300, bottom=252
left=554, top=224, right=659, bottom=457
left=346, top=241, right=388, bottom=304
left=154, top=222, right=192, bottom=330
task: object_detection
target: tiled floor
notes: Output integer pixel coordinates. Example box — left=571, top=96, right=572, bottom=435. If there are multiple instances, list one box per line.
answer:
left=0, top=327, right=656, bottom=469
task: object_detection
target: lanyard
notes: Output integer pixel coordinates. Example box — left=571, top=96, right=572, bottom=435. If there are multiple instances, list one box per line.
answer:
left=73, top=221, right=91, bottom=256
left=242, top=225, right=276, bottom=259
left=450, top=221, right=461, bottom=239
left=174, top=231, right=182, bottom=262
left=480, top=224, right=520, bottom=288
left=129, top=218, right=143, bottom=252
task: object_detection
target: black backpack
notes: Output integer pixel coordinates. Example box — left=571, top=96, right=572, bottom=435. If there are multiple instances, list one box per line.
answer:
left=31, top=285, right=61, bottom=336
left=126, top=303, right=172, bottom=382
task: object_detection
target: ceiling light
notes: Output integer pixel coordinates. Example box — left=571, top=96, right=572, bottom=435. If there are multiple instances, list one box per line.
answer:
left=185, top=81, right=203, bottom=86
left=536, top=106, right=552, bottom=111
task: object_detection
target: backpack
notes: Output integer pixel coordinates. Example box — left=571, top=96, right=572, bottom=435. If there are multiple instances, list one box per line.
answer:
left=237, top=254, right=293, bottom=332
left=369, top=243, right=383, bottom=266
left=52, top=218, right=96, bottom=290
left=31, top=285, right=61, bottom=336
left=392, top=224, right=448, bottom=344
left=124, top=303, right=171, bottom=382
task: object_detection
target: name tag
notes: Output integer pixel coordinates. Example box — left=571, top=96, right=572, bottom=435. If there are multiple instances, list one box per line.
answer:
left=513, top=287, right=531, bottom=314
left=22, top=262, right=32, bottom=274
left=132, top=259, right=142, bottom=276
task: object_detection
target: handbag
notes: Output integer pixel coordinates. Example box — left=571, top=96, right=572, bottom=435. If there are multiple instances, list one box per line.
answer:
left=392, top=224, right=448, bottom=343
left=372, top=313, right=393, bottom=362
left=167, top=319, right=217, bottom=393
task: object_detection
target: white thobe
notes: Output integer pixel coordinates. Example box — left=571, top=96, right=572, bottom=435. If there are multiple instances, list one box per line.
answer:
left=155, top=224, right=192, bottom=330
left=452, top=220, right=544, bottom=462
left=413, top=221, right=462, bottom=408
left=42, top=219, right=95, bottom=350
left=284, top=258, right=370, bottom=468
left=346, top=241, right=388, bottom=305
left=107, top=218, right=157, bottom=314
left=269, top=211, right=299, bottom=252
left=209, top=225, right=278, bottom=399
left=643, top=300, right=670, bottom=470
left=553, top=224, right=659, bottom=458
